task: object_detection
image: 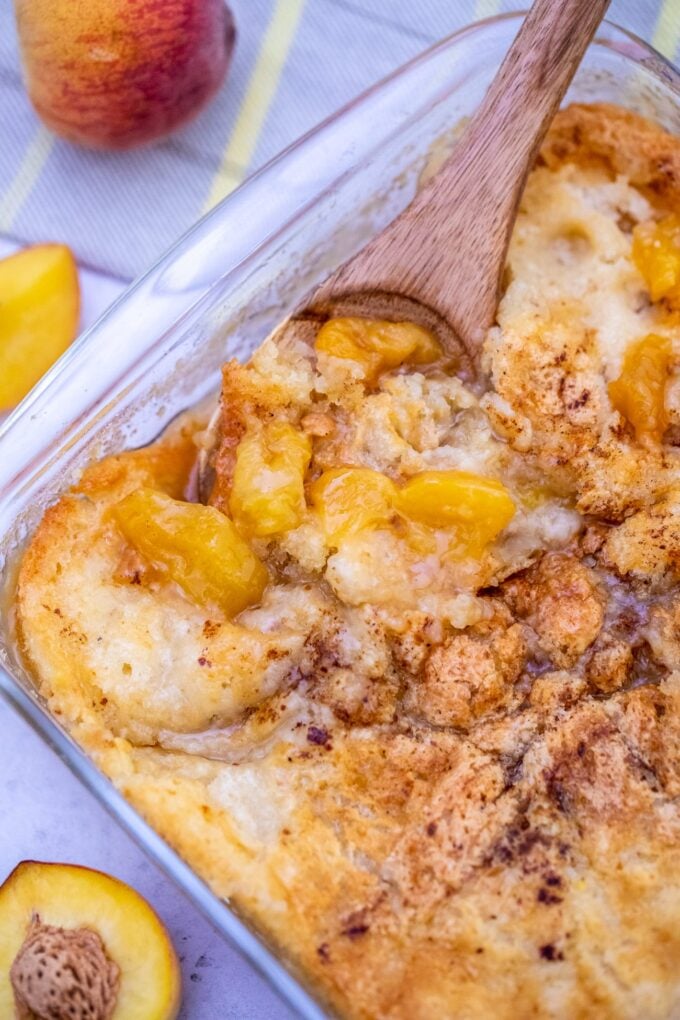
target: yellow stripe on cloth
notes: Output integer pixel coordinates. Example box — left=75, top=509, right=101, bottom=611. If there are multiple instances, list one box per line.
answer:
left=475, top=0, right=502, bottom=20
left=204, top=0, right=307, bottom=211
left=653, top=0, right=680, bottom=60
left=0, top=126, right=53, bottom=232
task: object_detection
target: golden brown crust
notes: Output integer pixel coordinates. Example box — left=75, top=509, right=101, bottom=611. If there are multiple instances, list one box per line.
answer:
left=601, top=488, right=680, bottom=587
left=540, top=102, right=680, bottom=207
left=413, top=623, right=525, bottom=728
left=584, top=633, right=633, bottom=693
left=503, top=553, right=605, bottom=667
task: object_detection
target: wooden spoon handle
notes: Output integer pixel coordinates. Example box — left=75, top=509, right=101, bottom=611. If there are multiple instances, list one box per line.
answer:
left=462, top=0, right=611, bottom=193
left=312, top=0, right=610, bottom=359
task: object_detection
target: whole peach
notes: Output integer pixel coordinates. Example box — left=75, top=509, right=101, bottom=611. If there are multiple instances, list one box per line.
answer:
left=14, top=0, right=235, bottom=149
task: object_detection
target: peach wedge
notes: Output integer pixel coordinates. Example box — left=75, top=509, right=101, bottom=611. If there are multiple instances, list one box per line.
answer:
left=0, top=244, right=80, bottom=411
left=0, top=861, right=181, bottom=1019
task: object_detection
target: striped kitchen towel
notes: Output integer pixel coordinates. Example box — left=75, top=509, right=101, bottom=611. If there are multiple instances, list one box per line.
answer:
left=0, top=0, right=677, bottom=281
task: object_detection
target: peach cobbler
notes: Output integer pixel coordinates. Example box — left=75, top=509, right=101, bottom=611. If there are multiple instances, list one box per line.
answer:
left=15, top=106, right=680, bottom=1018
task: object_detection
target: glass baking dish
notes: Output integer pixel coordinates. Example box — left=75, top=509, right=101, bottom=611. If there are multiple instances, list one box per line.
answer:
left=0, top=13, right=678, bottom=1018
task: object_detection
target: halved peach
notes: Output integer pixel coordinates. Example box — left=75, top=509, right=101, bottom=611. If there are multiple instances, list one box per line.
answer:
left=0, top=861, right=181, bottom=1019
left=0, top=244, right=80, bottom=411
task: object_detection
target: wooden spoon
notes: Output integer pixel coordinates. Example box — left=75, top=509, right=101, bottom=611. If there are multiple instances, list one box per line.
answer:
left=198, top=0, right=609, bottom=499
left=308, top=0, right=610, bottom=365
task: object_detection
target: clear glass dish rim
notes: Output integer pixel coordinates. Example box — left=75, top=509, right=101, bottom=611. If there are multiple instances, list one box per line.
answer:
left=0, top=13, right=678, bottom=1019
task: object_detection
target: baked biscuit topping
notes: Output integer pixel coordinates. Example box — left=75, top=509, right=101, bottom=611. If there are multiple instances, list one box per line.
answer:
left=15, top=105, right=680, bottom=1018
